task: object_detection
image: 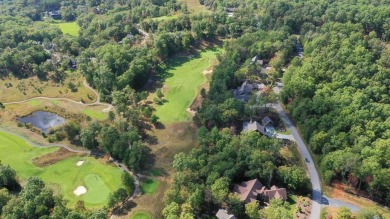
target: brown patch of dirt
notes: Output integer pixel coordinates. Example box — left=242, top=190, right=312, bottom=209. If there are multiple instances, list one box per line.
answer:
left=295, top=196, right=312, bottom=219
left=33, top=147, right=79, bottom=167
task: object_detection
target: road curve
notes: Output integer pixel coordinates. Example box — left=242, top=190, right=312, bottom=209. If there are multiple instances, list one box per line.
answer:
left=273, top=87, right=360, bottom=218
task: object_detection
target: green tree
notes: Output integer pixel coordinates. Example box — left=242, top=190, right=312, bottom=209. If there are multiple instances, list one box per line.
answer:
left=150, top=114, right=159, bottom=124
left=210, top=177, right=230, bottom=204
left=245, top=201, right=261, bottom=219
left=337, top=207, right=353, bottom=219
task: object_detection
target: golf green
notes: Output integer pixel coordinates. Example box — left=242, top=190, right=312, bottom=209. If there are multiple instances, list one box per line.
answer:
left=154, top=48, right=221, bottom=123
left=83, top=174, right=111, bottom=204
left=0, top=131, right=124, bottom=208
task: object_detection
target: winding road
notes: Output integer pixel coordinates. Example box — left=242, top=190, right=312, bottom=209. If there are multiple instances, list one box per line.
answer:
left=273, top=87, right=360, bottom=218
left=3, top=80, right=113, bottom=112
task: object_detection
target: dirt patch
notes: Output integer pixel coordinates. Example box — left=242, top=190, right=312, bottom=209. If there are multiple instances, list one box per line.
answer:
left=186, top=108, right=196, bottom=116
left=327, top=181, right=390, bottom=217
left=33, top=147, right=78, bottom=167
left=203, top=69, right=213, bottom=75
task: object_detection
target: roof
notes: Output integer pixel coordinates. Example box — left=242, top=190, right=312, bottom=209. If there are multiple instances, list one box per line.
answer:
left=264, top=186, right=287, bottom=201
left=262, top=116, right=273, bottom=126
left=233, top=179, right=264, bottom=203
left=225, top=7, right=236, bottom=12
left=238, top=81, right=254, bottom=94
left=243, top=121, right=266, bottom=135
left=216, top=209, right=236, bottom=219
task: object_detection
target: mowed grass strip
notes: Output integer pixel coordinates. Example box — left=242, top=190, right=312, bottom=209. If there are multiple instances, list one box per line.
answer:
left=140, top=178, right=158, bottom=195
left=131, top=211, right=152, bottom=219
left=53, top=22, right=80, bottom=36
left=82, top=109, right=107, bottom=121
left=154, top=49, right=220, bottom=123
left=0, top=131, right=123, bottom=209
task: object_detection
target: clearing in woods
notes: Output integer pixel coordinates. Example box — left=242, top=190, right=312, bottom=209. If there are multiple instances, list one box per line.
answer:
left=52, top=21, right=80, bottom=36
left=154, top=48, right=221, bottom=123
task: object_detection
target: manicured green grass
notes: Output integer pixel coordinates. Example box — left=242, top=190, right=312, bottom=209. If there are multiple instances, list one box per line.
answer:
left=154, top=48, right=221, bottom=123
left=82, top=109, right=107, bottom=120
left=29, top=99, right=40, bottom=106
left=0, top=131, right=124, bottom=209
left=83, top=174, right=111, bottom=204
left=53, top=22, right=80, bottom=36
left=140, top=178, right=158, bottom=195
left=131, top=211, right=151, bottom=219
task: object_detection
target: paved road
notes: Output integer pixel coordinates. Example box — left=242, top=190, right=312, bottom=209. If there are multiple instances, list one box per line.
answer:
left=3, top=80, right=113, bottom=112
left=273, top=87, right=360, bottom=218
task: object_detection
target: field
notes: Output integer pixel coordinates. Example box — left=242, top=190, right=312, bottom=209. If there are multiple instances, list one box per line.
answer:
left=131, top=211, right=151, bottom=219
left=0, top=75, right=96, bottom=103
left=82, top=109, right=107, bottom=120
left=140, top=178, right=158, bottom=195
left=52, top=21, right=80, bottom=36
left=154, top=48, right=221, bottom=123
left=179, top=0, right=208, bottom=13
left=0, top=131, right=124, bottom=209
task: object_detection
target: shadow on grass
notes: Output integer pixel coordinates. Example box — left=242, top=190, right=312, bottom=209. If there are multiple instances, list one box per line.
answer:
left=142, top=41, right=222, bottom=94
left=113, top=200, right=137, bottom=217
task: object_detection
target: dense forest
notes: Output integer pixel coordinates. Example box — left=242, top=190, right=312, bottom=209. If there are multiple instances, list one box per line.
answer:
left=1, top=0, right=390, bottom=217
left=192, top=0, right=390, bottom=210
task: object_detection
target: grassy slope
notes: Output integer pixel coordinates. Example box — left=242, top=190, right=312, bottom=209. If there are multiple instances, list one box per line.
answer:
left=0, top=131, right=123, bottom=209
left=154, top=49, right=220, bottom=123
left=53, top=22, right=80, bottom=36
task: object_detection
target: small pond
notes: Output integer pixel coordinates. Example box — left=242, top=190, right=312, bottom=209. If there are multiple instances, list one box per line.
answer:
left=17, top=111, right=66, bottom=133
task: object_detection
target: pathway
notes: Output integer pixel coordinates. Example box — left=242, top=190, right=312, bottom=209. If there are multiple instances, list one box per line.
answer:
left=272, top=87, right=360, bottom=218
left=0, top=127, right=89, bottom=154
left=0, top=126, right=141, bottom=216
left=3, top=80, right=113, bottom=112
left=110, top=160, right=142, bottom=219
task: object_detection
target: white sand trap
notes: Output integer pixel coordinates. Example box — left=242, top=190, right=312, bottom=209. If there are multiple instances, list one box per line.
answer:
left=76, top=160, right=85, bottom=166
left=73, top=186, right=87, bottom=196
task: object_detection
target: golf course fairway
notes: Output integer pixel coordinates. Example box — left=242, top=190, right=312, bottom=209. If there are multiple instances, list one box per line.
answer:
left=0, top=131, right=124, bottom=209
left=154, top=48, right=221, bottom=123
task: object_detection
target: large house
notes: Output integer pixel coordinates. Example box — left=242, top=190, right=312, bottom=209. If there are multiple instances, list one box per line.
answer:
left=216, top=209, right=236, bottom=219
left=233, top=81, right=262, bottom=102
left=233, top=179, right=287, bottom=204
left=243, top=118, right=275, bottom=137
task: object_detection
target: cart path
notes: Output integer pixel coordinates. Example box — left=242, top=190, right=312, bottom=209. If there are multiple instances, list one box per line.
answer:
left=0, top=127, right=89, bottom=153
left=2, top=80, right=113, bottom=112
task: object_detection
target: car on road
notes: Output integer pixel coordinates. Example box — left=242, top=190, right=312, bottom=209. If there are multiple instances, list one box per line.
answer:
left=305, top=158, right=310, bottom=163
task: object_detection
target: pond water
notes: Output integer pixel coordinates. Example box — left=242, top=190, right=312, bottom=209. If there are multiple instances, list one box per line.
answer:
left=17, top=111, right=66, bottom=133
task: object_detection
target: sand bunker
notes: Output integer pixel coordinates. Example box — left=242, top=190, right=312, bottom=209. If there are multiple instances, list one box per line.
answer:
left=203, top=69, right=213, bottom=75
left=76, top=160, right=85, bottom=166
left=73, top=186, right=87, bottom=196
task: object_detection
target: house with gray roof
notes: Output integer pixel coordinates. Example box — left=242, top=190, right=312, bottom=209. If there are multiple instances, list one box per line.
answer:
left=216, top=209, right=236, bottom=219
left=233, top=179, right=287, bottom=204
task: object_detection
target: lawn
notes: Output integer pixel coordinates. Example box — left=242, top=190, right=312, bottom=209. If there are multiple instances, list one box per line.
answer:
left=53, top=22, right=80, bottom=36
left=0, top=131, right=124, bottom=209
left=154, top=48, right=221, bottom=123
left=140, top=178, right=159, bottom=195
left=131, top=211, right=151, bottom=219
left=82, top=109, right=107, bottom=121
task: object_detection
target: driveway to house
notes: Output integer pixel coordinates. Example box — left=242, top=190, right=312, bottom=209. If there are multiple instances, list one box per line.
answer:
left=273, top=87, right=360, bottom=218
